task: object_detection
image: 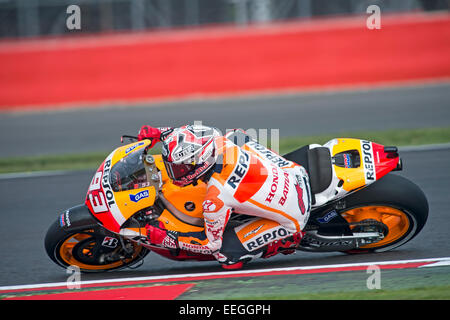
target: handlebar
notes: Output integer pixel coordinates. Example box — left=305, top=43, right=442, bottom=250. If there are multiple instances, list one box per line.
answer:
left=120, top=135, right=138, bottom=143
left=121, top=135, right=156, bottom=147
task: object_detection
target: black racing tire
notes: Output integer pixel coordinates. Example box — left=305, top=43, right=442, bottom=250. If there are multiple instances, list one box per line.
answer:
left=45, top=205, right=150, bottom=273
left=339, top=174, right=428, bottom=253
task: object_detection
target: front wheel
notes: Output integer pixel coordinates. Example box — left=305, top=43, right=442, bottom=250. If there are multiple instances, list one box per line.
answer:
left=45, top=205, right=150, bottom=273
left=339, top=174, right=428, bottom=253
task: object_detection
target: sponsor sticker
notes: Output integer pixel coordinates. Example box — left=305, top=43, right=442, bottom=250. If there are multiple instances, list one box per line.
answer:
left=316, top=210, right=338, bottom=224
left=184, top=201, right=196, bottom=211
left=101, top=236, right=118, bottom=248
left=129, top=190, right=150, bottom=203
left=278, top=172, right=290, bottom=206
left=86, top=152, right=126, bottom=230
left=202, top=200, right=217, bottom=212
left=247, top=141, right=291, bottom=168
left=361, top=140, right=376, bottom=184
left=243, top=224, right=264, bottom=239
left=343, top=153, right=352, bottom=168
left=125, top=141, right=145, bottom=154
left=59, top=210, right=71, bottom=227
left=226, top=150, right=250, bottom=189
left=242, top=226, right=291, bottom=251
left=265, top=166, right=279, bottom=203
left=179, top=242, right=212, bottom=254
left=294, top=176, right=306, bottom=215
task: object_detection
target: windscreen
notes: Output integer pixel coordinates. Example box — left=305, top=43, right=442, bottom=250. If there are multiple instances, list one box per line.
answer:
left=110, top=149, right=149, bottom=192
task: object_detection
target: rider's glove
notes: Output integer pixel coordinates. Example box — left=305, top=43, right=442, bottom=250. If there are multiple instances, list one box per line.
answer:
left=137, top=125, right=162, bottom=148
left=145, top=222, right=179, bottom=249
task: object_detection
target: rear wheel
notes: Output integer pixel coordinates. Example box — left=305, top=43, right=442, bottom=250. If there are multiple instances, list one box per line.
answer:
left=342, top=205, right=417, bottom=252
left=339, top=174, right=428, bottom=253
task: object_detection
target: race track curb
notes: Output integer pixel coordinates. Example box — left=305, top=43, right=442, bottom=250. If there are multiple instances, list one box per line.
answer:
left=1, top=257, right=449, bottom=300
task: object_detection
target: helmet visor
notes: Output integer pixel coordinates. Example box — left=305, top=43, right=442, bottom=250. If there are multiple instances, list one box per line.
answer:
left=164, top=161, right=196, bottom=181
left=164, top=160, right=212, bottom=186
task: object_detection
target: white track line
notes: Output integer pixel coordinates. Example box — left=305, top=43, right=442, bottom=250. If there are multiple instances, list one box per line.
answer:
left=399, top=142, right=450, bottom=152
left=1, top=257, right=449, bottom=292
left=0, top=170, right=71, bottom=180
left=419, top=260, right=450, bottom=268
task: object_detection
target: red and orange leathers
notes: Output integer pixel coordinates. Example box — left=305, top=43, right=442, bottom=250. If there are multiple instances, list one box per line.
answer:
left=175, top=132, right=311, bottom=262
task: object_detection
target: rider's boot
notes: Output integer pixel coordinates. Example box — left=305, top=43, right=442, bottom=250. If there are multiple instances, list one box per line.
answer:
left=263, top=231, right=304, bottom=258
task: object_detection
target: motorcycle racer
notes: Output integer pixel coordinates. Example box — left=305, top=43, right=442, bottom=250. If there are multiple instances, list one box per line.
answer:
left=138, top=124, right=312, bottom=269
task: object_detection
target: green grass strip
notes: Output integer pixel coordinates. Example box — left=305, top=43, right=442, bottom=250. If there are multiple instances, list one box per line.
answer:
left=0, top=147, right=162, bottom=174
left=0, top=152, right=109, bottom=174
left=233, top=285, right=450, bottom=300
left=1, top=127, right=450, bottom=174
left=278, top=126, right=450, bottom=154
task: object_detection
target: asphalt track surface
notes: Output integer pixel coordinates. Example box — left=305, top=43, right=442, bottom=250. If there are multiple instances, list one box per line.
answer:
left=1, top=82, right=450, bottom=158
left=0, top=141, right=449, bottom=287
left=0, top=83, right=449, bottom=287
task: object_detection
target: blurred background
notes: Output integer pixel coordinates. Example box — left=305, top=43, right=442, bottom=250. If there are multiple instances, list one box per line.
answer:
left=1, top=0, right=449, bottom=112
left=0, top=0, right=449, bottom=39
left=0, top=0, right=450, bottom=290
left=0, top=0, right=449, bottom=154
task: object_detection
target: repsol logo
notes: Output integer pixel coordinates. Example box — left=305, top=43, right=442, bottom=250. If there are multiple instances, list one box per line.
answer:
left=244, top=227, right=290, bottom=251
left=248, top=141, right=290, bottom=167
left=102, top=160, right=115, bottom=207
left=361, top=140, right=375, bottom=182
left=227, top=150, right=250, bottom=189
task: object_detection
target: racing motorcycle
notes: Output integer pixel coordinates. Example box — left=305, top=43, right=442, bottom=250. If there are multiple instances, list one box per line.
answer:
left=45, top=133, right=428, bottom=272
